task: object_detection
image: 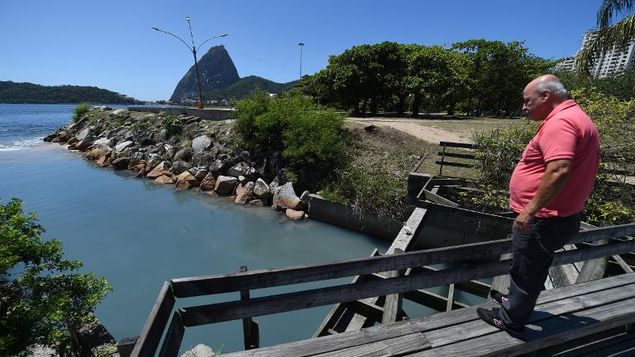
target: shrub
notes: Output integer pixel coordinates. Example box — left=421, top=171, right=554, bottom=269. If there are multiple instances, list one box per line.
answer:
left=321, top=165, right=412, bottom=222
left=234, top=92, right=347, bottom=189
left=161, top=115, right=182, bottom=136
left=72, top=104, right=90, bottom=122
left=0, top=198, right=111, bottom=355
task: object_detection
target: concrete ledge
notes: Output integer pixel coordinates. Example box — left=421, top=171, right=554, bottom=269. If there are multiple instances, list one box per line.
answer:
left=127, top=106, right=235, bottom=121
left=307, top=195, right=402, bottom=242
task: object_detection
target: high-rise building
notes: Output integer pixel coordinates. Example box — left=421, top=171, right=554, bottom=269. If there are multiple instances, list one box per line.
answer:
left=559, top=31, right=635, bottom=78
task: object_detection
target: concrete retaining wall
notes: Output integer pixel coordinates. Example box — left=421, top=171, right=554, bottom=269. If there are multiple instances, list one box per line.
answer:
left=307, top=194, right=403, bottom=242
left=127, top=106, right=236, bottom=121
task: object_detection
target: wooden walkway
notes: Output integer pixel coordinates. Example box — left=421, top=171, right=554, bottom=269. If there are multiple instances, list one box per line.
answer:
left=224, top=272, right=635, bottom=357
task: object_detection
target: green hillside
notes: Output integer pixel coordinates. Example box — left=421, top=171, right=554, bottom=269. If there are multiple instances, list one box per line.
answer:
left=0, top=81, right=140, bottom=104
left=204, top=76, right=298, bottom=100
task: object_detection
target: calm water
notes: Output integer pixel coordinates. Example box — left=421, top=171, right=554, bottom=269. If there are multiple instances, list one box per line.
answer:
left=0, top=104, right=389, bottom=353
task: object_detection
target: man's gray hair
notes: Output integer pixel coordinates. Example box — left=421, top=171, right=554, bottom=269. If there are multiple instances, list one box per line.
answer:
left=535, top=80, right=569, bottom=99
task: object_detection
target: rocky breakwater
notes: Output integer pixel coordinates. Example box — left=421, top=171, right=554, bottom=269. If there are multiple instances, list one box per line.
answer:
left=44, top=107, right=308, bottom=220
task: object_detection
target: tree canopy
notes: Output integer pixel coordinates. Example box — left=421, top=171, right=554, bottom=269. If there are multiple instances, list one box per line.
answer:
left=0, top=81, right=140, bottom=104
left=299, top=40, right=553, bottom=117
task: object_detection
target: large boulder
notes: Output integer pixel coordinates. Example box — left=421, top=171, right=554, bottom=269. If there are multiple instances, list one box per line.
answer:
left=181, top=344, right=217, bottom=357
left=76, top=127, right=92, bottom=141
left=227, top=161, right=257, bottom=180
left=209, top=158, right=230, bottom=177
left=84, top=147, right=111, bottom=161
left=115, top=140, right=134, bottom=152
left=154, top=175, right=175, bottom=185
left=171, top=160, right=190, bottom=175
left=234, top=181, right=255, bottom=204
left=111, top=157, right=130, bottom=170
left=188, top=167, right=209, bottom=181
left=92, top=137, right=112, bottom=149
left=192, top=135, right=212, bottom=155
left=253, top=178, right=271, bottom=198
left=174, top=147, right=193, bottom=162
left=112, top=108, right=129, bottom=116
left=214, top=175, right=239, bottom=196
left=286, top=208, right=305, bottom=220
left=146, top=161, right=171, bottom=179
left=272, top=182, right=302, bottom=210
left=199, top=173, right=217, bottom=191
left=74, top=318, right=115, bottom=353
left=175, top=171, right=199, bottom=191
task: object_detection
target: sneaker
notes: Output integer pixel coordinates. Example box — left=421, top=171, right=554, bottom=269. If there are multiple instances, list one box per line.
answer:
left=489, top=289, right=509, bottom=305
left=476, top=307, right=525, bottom=336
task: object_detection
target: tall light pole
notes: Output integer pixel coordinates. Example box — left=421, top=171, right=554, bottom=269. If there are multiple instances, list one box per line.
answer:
left=153, top=18, right=228, bottom=109
left=298, top=42, right=305, bottom=80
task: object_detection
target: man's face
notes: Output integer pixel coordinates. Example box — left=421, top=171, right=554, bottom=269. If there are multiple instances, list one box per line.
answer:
left=522, top=85, right=549, bottom=121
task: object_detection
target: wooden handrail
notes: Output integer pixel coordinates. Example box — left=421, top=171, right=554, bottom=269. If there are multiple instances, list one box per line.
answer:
left=132, top=223, right=635, bottom=356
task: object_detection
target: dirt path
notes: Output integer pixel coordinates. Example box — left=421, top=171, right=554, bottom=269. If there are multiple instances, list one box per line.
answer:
left=347, top=117, right=473, bottom=144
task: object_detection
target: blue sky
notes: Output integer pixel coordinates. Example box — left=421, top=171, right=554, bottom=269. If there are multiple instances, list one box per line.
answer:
left=0, top=0, right=604, bottom=101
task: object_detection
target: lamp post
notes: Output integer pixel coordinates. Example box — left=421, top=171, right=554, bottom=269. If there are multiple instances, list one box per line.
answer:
left=298, top=42, right=304, bottom=80
left=153, top=18, right=228, bottom=109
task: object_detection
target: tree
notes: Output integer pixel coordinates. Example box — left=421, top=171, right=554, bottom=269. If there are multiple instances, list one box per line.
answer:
left=578, top=0, right=635, bottom=75
left=0, top=199, right=111, bottom=355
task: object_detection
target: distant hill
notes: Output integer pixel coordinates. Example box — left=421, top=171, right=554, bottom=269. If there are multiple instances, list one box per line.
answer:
left=170, top=45, right=297, bottom=102
left=205, top=76, right=298, bottom=99
left=0, top=81, right=140, bottom=104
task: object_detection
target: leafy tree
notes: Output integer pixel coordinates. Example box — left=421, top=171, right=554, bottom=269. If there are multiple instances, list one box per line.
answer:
left=0, top=199, right=111, bottom=355
left=0, top=81, right=139, bottom=104
left=578, top=0, right=635, bottom=75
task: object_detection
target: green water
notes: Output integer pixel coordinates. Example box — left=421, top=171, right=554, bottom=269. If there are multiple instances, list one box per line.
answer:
left=0, top=145, right=389, bottom=353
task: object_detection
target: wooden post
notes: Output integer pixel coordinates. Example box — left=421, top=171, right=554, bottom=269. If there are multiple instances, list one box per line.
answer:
left=446, top=283, right=456, bottom=312
left=439, top=144, right=446, bottom=176
left=240, top=266, right=260, bottom=350
left=382, top=249, right=404, bottom=325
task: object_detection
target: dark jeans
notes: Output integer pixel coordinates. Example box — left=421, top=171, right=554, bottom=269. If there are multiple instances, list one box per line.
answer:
left=499, top=213, right=581, bottom=328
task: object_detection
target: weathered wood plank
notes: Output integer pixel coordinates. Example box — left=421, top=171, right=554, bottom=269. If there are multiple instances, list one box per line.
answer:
left=158, top=312, right=184, bottom=357
left=434, top=161, right=476, bottom=168
left=382, top=249, right=404, bottom=325
left=170, top=223, right=635, bottom=298
left=439, top=141, right=476, bottom=149
left=132, top=281, right=175, bottom=356
left=180, top=243, right=635, bottom=327
left=222, top=274, right=635, bottom=357
left=411, top=296, right=635, bottom=357
left=315, top=333, right=430, bottom=357
left=436, top=151, right=477, bottom=160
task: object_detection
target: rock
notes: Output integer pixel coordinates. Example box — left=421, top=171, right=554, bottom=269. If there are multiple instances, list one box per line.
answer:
left=84, top=147, right=110, bottom=161
left=364, top=124, right=377, bottom=132
left=192, top=135, right=212, bottom=154
left=146, top=161, right=171, bottom=179
left=189, top=167, right=209, bottom=181
left=254, top=178, right=271, bottom=198
left=92, top=137, right=112, bottom=148
left=111, top=157, right=130, bottom=170
left=214, top=175, right=239, bottom=196
left=154, top=175, right=175, bottom=185
left=76, top=139, right=92, bottom=151
left=249, top=199, right=266, bottom=207
left=300, top=190, right=311, bottom=204
left=76, top=127, right=92, bottom=141
left=95, top=154, right=111, bottom=167
left=43, top=133, right=57, bottom=142
left=199, top=173, right=217, bottom=191
left=146, top=153, right=164, bottom=169
left=112, top=108, right=129, bottom=116
left=180, top=343, right=217, bottom=357
left=67, top=137, right=79, bottom=146
left=209, top=158, right=229, bottom=176
left=174, top=147, right=193, bottom=162
left=115, top=140, right=134, bottom=152
left=234, top=181, right=255, bottom=204
left=272, top=182, right=302, bottom=210
left=286, top=209, right=305, bottom=220
left=175, top=171, right=199, bottom=191
left=131, top=161, right=147, bottom=176
left=171, top=160, right=190, bottom=175
left=52, top=130, right=70, bottom=143
left=227, top=161, right=256, bottom=179
left=75, top=318, right=115, bottom=352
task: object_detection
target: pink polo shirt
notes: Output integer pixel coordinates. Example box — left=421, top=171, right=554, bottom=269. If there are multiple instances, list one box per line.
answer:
left=509, top=100, right=600, bottom=217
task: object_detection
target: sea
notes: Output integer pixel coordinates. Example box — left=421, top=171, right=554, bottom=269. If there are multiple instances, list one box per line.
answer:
left=0, top=104, right=395, bottom=353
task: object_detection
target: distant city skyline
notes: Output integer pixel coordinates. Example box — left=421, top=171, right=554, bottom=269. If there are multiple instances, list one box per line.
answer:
left=0, top=0, right=605, bottom=100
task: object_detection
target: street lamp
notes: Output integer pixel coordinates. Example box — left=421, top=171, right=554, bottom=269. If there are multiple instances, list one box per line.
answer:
left=298, top=42, right=304, bottom=80
left=153, top=17, right=228, bottom=109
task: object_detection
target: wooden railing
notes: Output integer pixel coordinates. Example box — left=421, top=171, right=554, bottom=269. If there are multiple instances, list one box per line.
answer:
left=128, top=223, right=635, bottom=356
left=436, top=141, right=477, bottom=176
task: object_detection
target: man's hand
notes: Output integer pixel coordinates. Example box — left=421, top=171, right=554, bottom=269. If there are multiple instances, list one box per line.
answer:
left=514, top=210, right=534, bottom=233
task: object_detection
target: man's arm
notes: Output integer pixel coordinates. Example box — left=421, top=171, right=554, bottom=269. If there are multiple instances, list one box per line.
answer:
left=514, top=159, right=572, bottom=232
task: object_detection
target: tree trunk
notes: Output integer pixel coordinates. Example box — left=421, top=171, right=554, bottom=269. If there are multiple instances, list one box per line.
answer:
left=411, top=94, right=421, bottom=118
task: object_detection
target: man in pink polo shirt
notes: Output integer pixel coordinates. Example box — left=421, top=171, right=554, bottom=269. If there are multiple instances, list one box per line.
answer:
left=477, top=74, right=600, bottom=335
